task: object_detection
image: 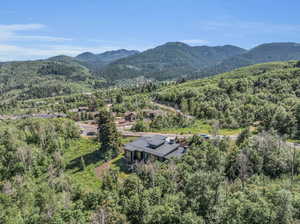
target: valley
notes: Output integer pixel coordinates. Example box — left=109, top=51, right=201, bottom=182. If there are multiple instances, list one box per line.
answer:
left=2, top=44, right=300, bottom=223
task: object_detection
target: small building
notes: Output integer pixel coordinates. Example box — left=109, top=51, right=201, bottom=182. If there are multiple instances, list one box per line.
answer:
left=124, top=135, right=186, bottom=163
left=78, top=106, right=89, bottom=112
left=124, top=112, right=137, bottom=122
left=142, top=109, right=165, bottom=119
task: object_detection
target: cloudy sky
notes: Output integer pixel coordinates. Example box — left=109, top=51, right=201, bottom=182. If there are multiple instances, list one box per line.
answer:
left=1, top=0, right=300, bottom=61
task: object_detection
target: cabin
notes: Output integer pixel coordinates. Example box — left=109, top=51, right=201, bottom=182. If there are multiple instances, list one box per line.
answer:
left=142, top=109, right=165, bottom=120
left=124, top=135, right=186, bottom=163
left=124, top=112, right=137, bottom=122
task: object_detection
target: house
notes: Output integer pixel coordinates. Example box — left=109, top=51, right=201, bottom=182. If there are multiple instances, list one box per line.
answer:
left=78, top=106, right=89, bottom=112
left=142, top=109, right=165, bottom=119
left=124, top=112, right=137, bottom=122
left=124, top=135, right=186, bottom=163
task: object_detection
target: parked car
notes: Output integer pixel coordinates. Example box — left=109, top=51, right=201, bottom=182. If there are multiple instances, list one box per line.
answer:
left=198, top=134, right=210, bottom=140
left=86, top=131, right=97, bottom=136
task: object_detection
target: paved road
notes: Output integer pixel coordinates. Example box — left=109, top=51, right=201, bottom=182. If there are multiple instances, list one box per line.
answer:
left=76, top=100, right=300, bottom=150
left=76, top=120, right=238, bottom=140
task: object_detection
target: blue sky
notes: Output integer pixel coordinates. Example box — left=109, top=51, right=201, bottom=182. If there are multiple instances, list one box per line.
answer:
left=1, top=0, right=300, bottom=61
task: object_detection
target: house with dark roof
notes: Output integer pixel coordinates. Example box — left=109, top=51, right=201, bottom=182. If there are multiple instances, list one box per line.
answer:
left=124, top=112, right=137, bottom=122
left=124, top=135, right=186, bottom=163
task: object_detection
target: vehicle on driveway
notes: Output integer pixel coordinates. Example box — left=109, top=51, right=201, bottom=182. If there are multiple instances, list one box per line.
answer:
left=198, top=134, right=210, bottom=140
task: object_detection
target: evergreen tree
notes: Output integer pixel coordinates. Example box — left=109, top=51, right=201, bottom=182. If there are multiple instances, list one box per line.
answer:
left=236, top=127, right=251, bottom=146
left=295, top=103, right=300, bottom=138
left=98, top=110, right=121, bottom=160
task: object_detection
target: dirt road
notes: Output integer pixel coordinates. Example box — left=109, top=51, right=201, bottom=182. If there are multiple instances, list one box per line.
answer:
left=151, top=101, right=194, bottom=119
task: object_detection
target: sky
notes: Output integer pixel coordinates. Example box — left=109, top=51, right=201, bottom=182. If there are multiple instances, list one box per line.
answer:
left=1, top=0, right=300, bottom=61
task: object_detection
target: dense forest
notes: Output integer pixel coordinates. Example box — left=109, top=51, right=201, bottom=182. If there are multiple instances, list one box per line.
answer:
left=154, top=61, right=300, bottom=138
left=98, top=42, right=246, bottom=81
left=97, top=42, right=300, bottom=82
left=0, top=60, right=98, bottom=101
left=1, top=118, right=300, bottom=223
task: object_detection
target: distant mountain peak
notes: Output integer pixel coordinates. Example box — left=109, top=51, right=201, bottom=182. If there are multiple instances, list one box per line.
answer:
left=163, top=42, right=190, bottom=47
left=75, top=52, right=97, bottom=61
left=48, top=55, right=76, bottom=62
left=99, top=49, right=140, bottom=57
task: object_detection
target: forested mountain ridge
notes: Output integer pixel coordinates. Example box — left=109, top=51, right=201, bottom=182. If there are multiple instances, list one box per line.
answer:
left=98, top=42, right=246, bottom=81
left=76, top=49, right=140, bottom=63
left=97, top=42, right=300, bottom=82
left=48, top=49, right=140, bottom=71
left=2, top=42, right=300, bottom=102
left=190, top=42, right=300, bottom=79
left=0, top=59, right=98, bottom=101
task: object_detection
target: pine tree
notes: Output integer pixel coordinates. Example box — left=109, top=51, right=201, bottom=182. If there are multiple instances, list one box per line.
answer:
left=236, top=127, right=251, bottom=146
left=295, top=104, right=300, bottom=138
left=80, top=156, right=86, bottom=171
left=98, top=110, right=121, bottom=160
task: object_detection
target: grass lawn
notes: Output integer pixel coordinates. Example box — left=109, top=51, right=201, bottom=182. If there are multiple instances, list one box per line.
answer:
left=153, top=120, right=243, bottom=136
left=63, top=136, right=137, bottom=192
left=64, top=138, right=102, bottom=192
left=287, top=139, right=300, bottom=144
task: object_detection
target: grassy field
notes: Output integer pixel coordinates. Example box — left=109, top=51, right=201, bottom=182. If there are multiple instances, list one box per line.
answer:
left=153, top=120, right=243, bottom=136
left=64, top=138, right=102, bottom=192
left=63, top=136, right=137, bottom=192
left=287, top=139, right=300, bottom=144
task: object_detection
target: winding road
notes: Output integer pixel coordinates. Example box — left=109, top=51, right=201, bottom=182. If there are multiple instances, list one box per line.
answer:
left=77, top=101, right=300, bottom=149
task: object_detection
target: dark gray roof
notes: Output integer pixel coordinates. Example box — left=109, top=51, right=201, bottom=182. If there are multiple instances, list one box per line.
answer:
left=148, top=135, right=166, bottom=148
left=165, top=147, right=186, bottom=159
left=124, top=135, right=185, bottom=158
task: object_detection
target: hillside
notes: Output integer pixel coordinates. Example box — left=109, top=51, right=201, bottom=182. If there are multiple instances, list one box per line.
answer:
left=0, top=59, right=98, bottom=101
left=76, top=49, right=139, bottom=63
left=98, top=42, right=300, bottom=82
left=99, top=42, right=246, bottom=81
left=191, top=42, right=300, bottom=79
left=75, top=49, right=140, bottom=70
left=154, top=60, right=300, bottom=137
left=3, top=42, right=300, bottom=103
left=48, top=49, right=140, bottom=71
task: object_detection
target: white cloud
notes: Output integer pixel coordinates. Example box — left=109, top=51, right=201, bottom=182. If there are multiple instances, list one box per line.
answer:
left=181, top=39, right=209, bottom=45
left=0, top=44, right=122, bottom=61
left=0, top=23, right=71, bottom=43
left=0, top=24, right=45, bottom=31
left=12, top=35, right=73, bottom=42
left=0, top=24, right=149, bottom=61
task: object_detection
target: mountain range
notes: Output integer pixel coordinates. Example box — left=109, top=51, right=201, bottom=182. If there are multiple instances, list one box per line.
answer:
left=98, top=42, right=246, bottom=81
left=45, top=41, right=300, bottom=82
left=1, top=41, right=300, bottom=100
left=47, top=41, right=300, bottom=82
